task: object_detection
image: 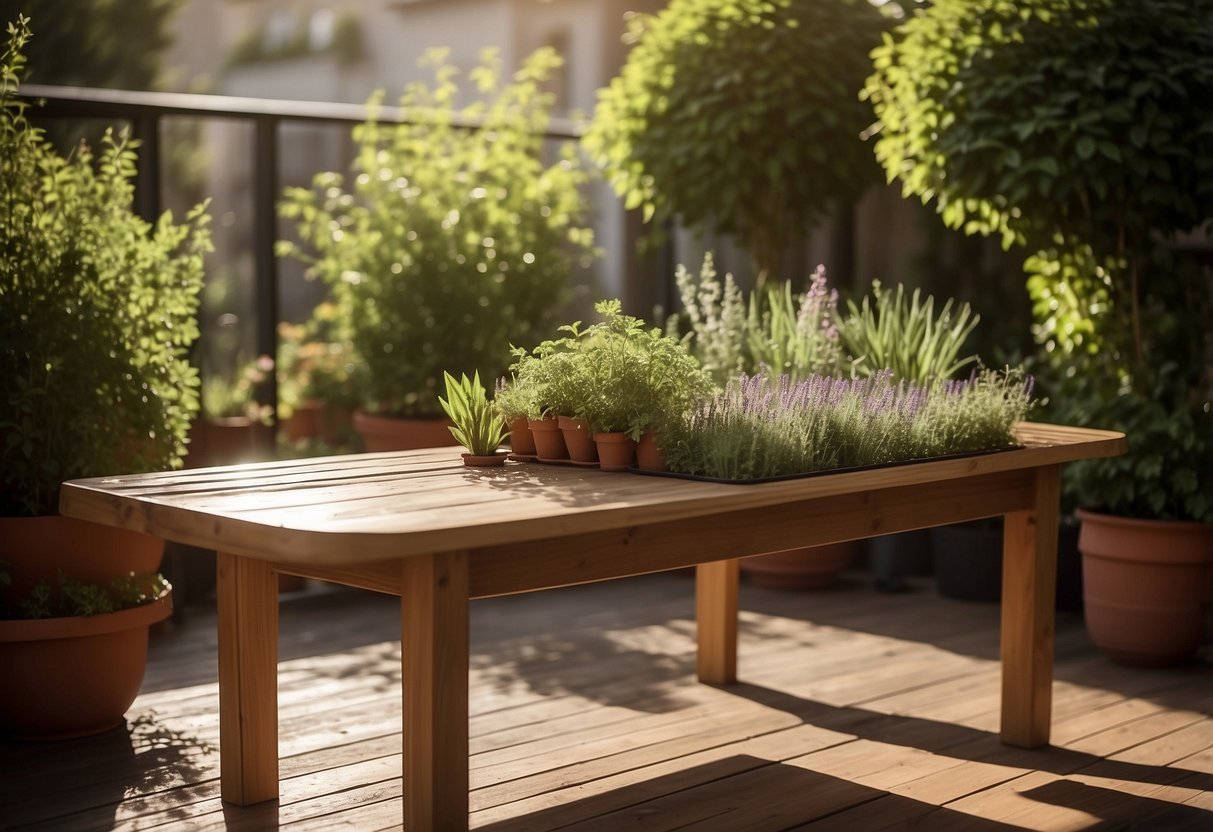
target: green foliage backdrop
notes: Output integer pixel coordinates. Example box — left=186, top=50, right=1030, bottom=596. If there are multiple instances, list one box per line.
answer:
left=865, top=0, right=1213, bottom=521
left=586, top=0, right=889, bottom=287
left=0, top=17, right=210, bottom=517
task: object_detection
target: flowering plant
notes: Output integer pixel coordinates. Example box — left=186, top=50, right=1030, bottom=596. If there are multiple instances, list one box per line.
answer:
left=662, top=368, right=1034, bottom=481
left=668, top=254, right=845, bottom=387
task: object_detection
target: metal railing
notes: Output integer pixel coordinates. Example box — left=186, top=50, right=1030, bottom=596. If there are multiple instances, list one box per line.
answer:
left=20, top=83, right=587, bottom=422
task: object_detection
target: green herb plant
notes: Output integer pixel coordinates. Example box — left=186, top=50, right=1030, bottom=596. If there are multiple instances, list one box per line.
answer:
left=838, top=281, right=979, bottom=383
left=510, top=301, right=712, bottom=440
left=280, top=47, right=595, bottom=419
left=438, top=371, right=509, bottom=457
left=0, top=565, right=170, bottom=620
left=0, top=16, right=211, bottom=517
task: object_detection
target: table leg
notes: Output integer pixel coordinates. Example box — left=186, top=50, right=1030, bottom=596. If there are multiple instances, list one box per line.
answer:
left=696, top=558, right=740, bottom=684
left=216, top=552, right=280, bottom=805
left=401, top=551, right=470, bottom=831
left=1000, top=465, right=1061, bottom=748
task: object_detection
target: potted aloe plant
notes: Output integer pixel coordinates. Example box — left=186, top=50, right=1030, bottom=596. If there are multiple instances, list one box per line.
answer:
left=438, top=371, right=510, bottom=467
left=279, top=47, right=595, bottom=452
left=0, top=17, right=207, bottom=738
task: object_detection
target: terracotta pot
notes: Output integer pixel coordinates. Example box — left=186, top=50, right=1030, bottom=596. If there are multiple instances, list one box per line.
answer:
left=528, top=416, right=569, bottom=461
left=0, top=516, right=164, bottom=606
left=352, top=410, right=457, bottom=452
left=507, top=418, right=537, bottom=456
left=594, top=432, right=637, bottom=472
left=557, top=416, right=598, bottom=464
left=187, top=417, right=274, bottom=468
left=741, top=541, right=861, bottom=590
left=1077, top=509, right=1213, bottom=667
left=0, top=589, right=172, bottom=740
left=462, top=452, right=508, bottom=467
left=636, top=431, right=667, bottom=472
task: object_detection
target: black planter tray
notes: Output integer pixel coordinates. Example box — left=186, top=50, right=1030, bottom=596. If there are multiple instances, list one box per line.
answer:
left=532, top=456, right=600, bottom=468
left=626, top=445, right=1023, bottom=485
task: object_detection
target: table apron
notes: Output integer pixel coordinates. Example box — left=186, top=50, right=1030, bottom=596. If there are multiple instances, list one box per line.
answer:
left=271, top=468, right=1036, bottom=599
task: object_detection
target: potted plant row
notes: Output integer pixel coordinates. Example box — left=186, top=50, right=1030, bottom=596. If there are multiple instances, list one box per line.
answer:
left=494, top=299, right=712, bottom=471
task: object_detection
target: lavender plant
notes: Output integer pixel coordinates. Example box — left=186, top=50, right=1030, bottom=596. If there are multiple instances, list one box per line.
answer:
left=662, top=368, right=1033, bottom=481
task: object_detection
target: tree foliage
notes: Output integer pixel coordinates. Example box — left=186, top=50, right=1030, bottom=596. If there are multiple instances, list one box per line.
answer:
left=585, top=0, right=889, bottom=287
left=865, top=0, right=1213, bottom=521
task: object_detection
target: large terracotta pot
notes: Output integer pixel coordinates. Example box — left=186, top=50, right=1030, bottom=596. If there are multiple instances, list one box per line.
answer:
left=741, top=541, right=862, bottom=590
left=187, top=417, right=274, bottom=468
left=1077, top=509, right=1213, bottom=667
left=352, top=410, right=457, bottom=452
left=0, top=589, right=172, bottom=740
left=0, top=516, right=164, bottom=605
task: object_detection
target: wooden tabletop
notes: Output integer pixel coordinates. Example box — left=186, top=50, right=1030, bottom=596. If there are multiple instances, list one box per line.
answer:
left=59, top=422, right=1125, bottom=566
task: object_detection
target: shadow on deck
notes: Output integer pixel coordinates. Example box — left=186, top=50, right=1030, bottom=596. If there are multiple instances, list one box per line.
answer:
left=2, top=568, right=1210, bottom=831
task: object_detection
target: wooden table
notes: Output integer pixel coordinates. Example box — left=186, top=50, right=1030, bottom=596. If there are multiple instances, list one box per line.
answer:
left=61, top=421, right=1124, bottom=830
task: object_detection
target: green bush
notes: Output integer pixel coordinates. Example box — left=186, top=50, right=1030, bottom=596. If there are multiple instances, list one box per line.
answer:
left=586, top=0, right=888, bottom=286
left=865, top=0, right=1213, bottom=522
left=0, top=17, right=210, bottom=517
left=280, top=47, right=595, bottom=419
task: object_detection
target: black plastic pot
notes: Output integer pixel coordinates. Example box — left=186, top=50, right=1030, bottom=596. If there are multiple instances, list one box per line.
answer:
left=931, top=518, right=1084, bottom=608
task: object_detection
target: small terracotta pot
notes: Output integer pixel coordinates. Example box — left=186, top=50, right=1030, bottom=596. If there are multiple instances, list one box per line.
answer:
left=594, top=432, right=637, bottom=472
left=558, top=416, right=598, bottom=464
left=462, top=452, right=508, bottom=467
left=507, top=418, right=537, bottom=456
left=636, top=431, right=667, bottom=471
left=528, top=416, right=568, bottom=460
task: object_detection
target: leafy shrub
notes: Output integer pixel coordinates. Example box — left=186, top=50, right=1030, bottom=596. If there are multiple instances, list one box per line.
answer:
left=586, top=0, right=889, bottom=285
left=864, top=0, right=1213, bottom=521
left=280, top=47, right=595, bottom=418
left=0, top=17, right=210, bottom=517
left=0, top=565, right=169, bottom=620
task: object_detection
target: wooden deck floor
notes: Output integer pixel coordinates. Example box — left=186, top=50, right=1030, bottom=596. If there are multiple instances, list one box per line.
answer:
left=3, top=567, right=1211, bottom=831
